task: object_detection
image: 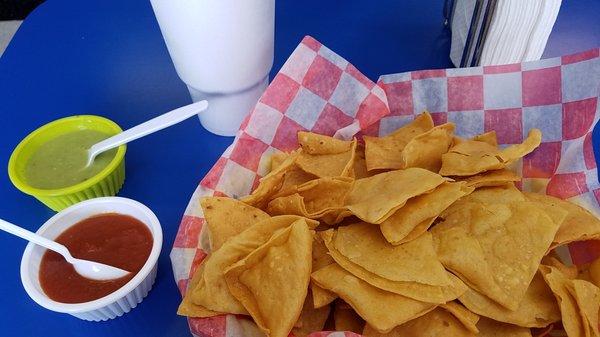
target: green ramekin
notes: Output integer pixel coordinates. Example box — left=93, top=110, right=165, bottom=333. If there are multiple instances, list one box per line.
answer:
left=8, top=115, right=126, bottom=211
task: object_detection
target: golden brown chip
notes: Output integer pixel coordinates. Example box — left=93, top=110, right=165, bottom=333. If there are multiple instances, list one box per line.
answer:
left=472, top=131, right=498, bottom=146
left=568, top=279, right=600, bottom=337
left=292, top=289, right=331, bottom=337
left=242, top=151, right=300, bottom=208
left=201, top=197, right=270, bottom=251
left=353, top=144, right=371, bottom=179
left=432, top=200, right=560, bottom=310
left=524, top=192, right=600, bottom=250
left=309, top=234, right=338, bottom=308
left=311, top=282, right=337, bottom=309
left=459, top=272, right=560, bottom=328
left=334, top=300, right=365, bottom=334
left=177, top=263, right=223, bottom=318
left=440, top=302, right=480, bottom=334
left=541, top=256, right=579, bottom=279
left=191, top=215, right=317, bottom=314
left=590, top=257, right=600, bottom=288
left=362, top=307, right=477, bottom=337
left=476, top=317, right=532, bottom=337
left=458, top=169, right=520, bottom=189
left=439, top=129, right=541, bottom=176
left=322, top=230, right=467, bottom=303
left=331, top=223, right=450, bottom=286
left=267, top=177, right=352, bottom=225
left=401, top=123, right=455, bottom=172
left=270, top=152, right=290, bottom=171
left=224, top=220, right=313, bottom=337
left=380, top=182, right=473, bottom=245
left=364, top=112, right=434, bottom=171
left=311, top=263, right=436, bottom=333
left=345, top=168, right=447, bottom=223
left=296, top=133, right=357, bottom=178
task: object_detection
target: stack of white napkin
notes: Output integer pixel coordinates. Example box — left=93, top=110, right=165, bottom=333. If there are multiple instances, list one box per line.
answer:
left=449, top=0, right=562, bottom=67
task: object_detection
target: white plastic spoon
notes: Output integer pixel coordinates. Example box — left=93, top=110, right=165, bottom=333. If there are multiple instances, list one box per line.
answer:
left=0, top=218, right=130, bottom=281
left=86, top=100, right=209, bottom=166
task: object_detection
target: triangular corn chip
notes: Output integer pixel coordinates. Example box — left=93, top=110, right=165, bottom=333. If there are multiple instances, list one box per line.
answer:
left=177, top=263, right=223, bottom=318
left=201, top=197, right=270, bottom=251
left=476, top=317, right=532, bottom=337
left=298, top=131, right=353, bottom=154
left=440, top=302, right=480, bottom=334
left=224, top=220, right=313, bottom=337
left=292, top=289, right=331, bottom=337
left=459, top=272, right=560, bottom=328
left=242, top=151, right=300, bottom=208
left=432, top=200, right=560, bottom=310
left=458, top=169, right=520, bottom=189
left=311, top=263, right=436, bottom=333
left=345, top=168, right=447, bottom=223
left=191, top=215, right=317, bottom=314
left=380, top=182, right=473, bottom=245
left=296, top=133, right=357, bottom=178
left=364, top=112, right=434, bottom=171
left=401, top=123, right=455, bottom=172
left=333, top=300, right=365, bottom=334
left=472, top=131, right=498, bottom=146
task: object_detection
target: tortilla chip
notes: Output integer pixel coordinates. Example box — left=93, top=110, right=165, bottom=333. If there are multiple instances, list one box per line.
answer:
left=298, top=131, right=353, bottom=155
left=191, top=215, right=317, bottom=314
left=345, top=168, right=447, bottom=223
left=540, top=265, right=588, bottom=337
left=353, top=144, right=371, bottom=179
left=524, top=192, right=600, bottom=249
left=440, top=302, right=480, bottom=334
left=362, top=307, right=477, bottom=337
left=364, top=112, right=434, bottom=171
left=401, top=123, right=455, bottom=172
left=177, top=263, right=223, bottom=318
left=432, top=200, right=560, bottom=310
left=271, top=152, right=290, bottom=171
left=322, top=230, right=467, bottom=303
left=568, top=279, right=600, bottom=337
left=309, top=234, right=338, bottom=308
left=267, top=177, right=352, bottom=225
left=311, top=263, right=436, bottom=333
left=439, top=129, right=541, bottom=176
left=380, top=182, right=473, bottom=245
left=472, top=131, right=498, bottom=146
left=224, top=220, right=313, bottom=337
left=477, top=317, right=532, bottom=337
left=541, top=256, right=579, bottom=279
left=296, top=134, right=357, bottom=178
left=458, top=169, right=520, bottom=189
left=331, top=223, right=450, bottom=286
left=311, top=282, right=337, bottom=309
left=292, top=289, right=331, bottom=337
left=590, top=257, right=600, bottom=288
left=334, top=301, right=365, bottom=334
left=201, top=197, right=270, bottom=251
left=459, top=272, right=561, bottom=328
left=242, top=151, right=300, bottom=208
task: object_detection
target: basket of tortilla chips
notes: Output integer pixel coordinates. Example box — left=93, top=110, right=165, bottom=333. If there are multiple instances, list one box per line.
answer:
left=171, top=37, right=600, bottom=337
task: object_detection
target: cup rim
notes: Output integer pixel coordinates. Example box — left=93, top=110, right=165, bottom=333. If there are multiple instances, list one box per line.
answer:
left=8, top=115, right=126, bottom=197
left=20, top=197, right=163, bottom=314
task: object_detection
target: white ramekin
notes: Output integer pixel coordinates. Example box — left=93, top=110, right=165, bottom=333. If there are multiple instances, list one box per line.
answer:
left=20, top=197, right=163, bottom=321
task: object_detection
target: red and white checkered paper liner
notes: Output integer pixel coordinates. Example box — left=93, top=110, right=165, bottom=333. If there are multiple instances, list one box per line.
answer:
left=170, top=36, right=600, bottom=337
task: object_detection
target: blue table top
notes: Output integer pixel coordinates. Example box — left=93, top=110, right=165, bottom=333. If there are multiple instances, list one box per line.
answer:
left=0, top=0, right=598, bottom=336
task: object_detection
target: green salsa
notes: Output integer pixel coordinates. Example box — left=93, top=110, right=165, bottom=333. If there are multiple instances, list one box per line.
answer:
left=24, top=130, right=118, bottom=189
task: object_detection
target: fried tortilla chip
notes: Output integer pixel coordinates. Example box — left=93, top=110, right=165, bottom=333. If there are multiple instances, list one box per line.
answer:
left=524, top=192, right=600, bottom=250
left=472, top=131, right=498, bottom=146
left=432, top=200, right=560, bottom=310
left=242, top=151, right=300, bottom=208
left=191, top=215, right=317, bottom=314
left=334, top=301, right=365, bottom=334
left=345, top=168, right=447, bottom=223
left=401, top=123, right=455, bottom=172
left=440, top=302, right=480, bottom=334
left=311, top=282, right=337, bottom=309
left=292, top=289, right=331, bottom=337
left=364, top=112, right=434, bottom=171
left=569, top=279, right=600, bottom=337
left=540, top=265, right=595, bottom=337
left=201, top=197, right=270, bottom=251
left=296, top=133, right=357, bottom=178
left=458, top=169, right=520, bottom=189
left=353, top=144, right=371, bottom=179
left=459, top=272, right=561, bottom=327
left=331, top=223, right=450, bottom=286
left=224, top=220, right=313, bottom=337
left=271, top=152, right=290, bottom=171
left=590, top=257, right=600, bottom=288
left=267, top=177, right=352, bottom=225
left=380, top=182, right=473, bottom=245
left=311, top=263, right=436, bottom=333
left=310, top=234, right=338, bottom=308
left=439, top=129, right=542, bottom=176
left=177, top=263, right=223, bottom=318
left=322, top=230, right=467, bottom=303
left=477, top=318, right=532, bottom=337
left=362, top=306, right=477, bottom=337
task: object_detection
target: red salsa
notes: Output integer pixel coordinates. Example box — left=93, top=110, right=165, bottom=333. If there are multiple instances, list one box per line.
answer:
left=39, top=213, right=153, bottom=303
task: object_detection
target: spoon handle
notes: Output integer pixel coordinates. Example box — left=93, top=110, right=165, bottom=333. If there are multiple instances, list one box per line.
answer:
left=0, top=218, right=73, bottom=262
left=88, top=100, right=209, bottom=161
